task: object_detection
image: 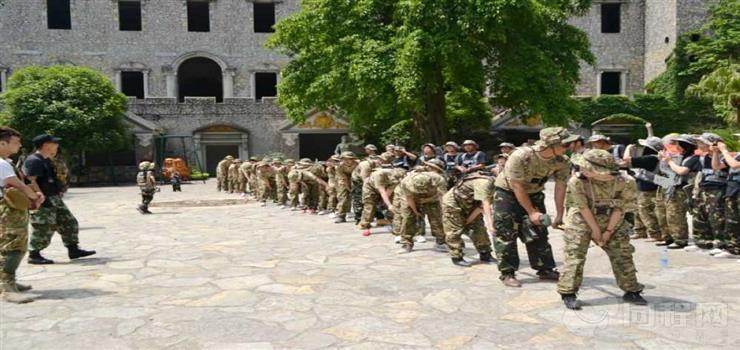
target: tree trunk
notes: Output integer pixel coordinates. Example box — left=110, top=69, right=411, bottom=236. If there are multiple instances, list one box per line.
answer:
left=413, top=68, right=448, bottom=144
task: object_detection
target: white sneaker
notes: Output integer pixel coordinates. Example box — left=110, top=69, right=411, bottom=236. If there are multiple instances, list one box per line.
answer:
left=278, top=205, right=286, bottom=209
left=318, top=210, right=327, bottom=216
left=396, top=245, right=412, bottom=254
left=433, top=243, right=448, bottom=252
left=394, top=236, right=402, bottom=244
left=260, top=202, right=267, bottom=207
left=328, top=213, right=336, bottom=219
left=683, top=245, right=701, bottom=252
left=713, top=251, right=734, bottom=258
left=414, top=236, right=427, bottom=243
left=709, top=248, right=724, bottom=256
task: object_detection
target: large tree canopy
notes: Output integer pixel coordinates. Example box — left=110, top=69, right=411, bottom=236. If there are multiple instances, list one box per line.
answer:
left=268, top=0, right=593, bottom=143
left=1, top=65, right=129, bottom=152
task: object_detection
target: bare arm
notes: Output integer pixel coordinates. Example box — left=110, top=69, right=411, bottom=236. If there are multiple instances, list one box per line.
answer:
left=482, top=199, right=494, bottom=233
left=406, top=195, right=419, bottom=216
left=25, top=176, right=42, bottom=193
left=719, top=143, right=740, bottom=168
left=466, top=206, right=483, bottom=225
left=5, top=176, right=41, bottom=201
left=553, top=181, right=566, bottom=228
left=378, top=186, right=393, bottom=208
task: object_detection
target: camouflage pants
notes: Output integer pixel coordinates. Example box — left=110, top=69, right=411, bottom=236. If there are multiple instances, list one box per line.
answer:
left=318, top=186, right=328, bottom=211
left=248, top=176, right=258, bottom=194
left=493, top=189, right=556, bottom=276
left=327, top=182, right=337, bottom=211
left=30, top=195, right=79, bottom=251
left=141, top=188, right=155, bottom=209
left=303, top=182, right=320, bottom=210
left=443, top=202, right=491, bottom=258
left=359, top=183, right=380, bottom=229
left=400, top=200, right=445, bottom=247
left=229, top=178, right=239, bottom=193
left=259, top=178, right=276, bottom=202
left=692, top=188, right=727, bottom=248
left=335, top=182, right=351, bottom=216
left=636, top=190, right=662, bottom=240
left=557, top=226, right=643, bottom=295
left=288, top=182, right=302, bottom=208
left=351, top=179, right=363, bottom=220
left=217, top=175, right=229, bottom=192
left=276, top=178, right=288, bottom=206
left=656, top=188, right=689, bottom=245
left=725, top=194, right=740, bottom=255
left=0, top=201, right=29, bottom=254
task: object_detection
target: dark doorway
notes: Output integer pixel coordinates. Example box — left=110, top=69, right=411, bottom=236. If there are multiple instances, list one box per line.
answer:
left=121, top=71, right=144, bottom=99
left=600, top=72, right=622, bottom=95
left=205, top=145, right=239, bottom=176
left=178, top=57, right=223, bottom=102
left=255, top=72, right=277, bottom=100
left=299, top=133, right=346, bottom=160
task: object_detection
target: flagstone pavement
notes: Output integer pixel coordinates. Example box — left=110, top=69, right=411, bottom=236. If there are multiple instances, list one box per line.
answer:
left=1, top=180, right=738, bottom=349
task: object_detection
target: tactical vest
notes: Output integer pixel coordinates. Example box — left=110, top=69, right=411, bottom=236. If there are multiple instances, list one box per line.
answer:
left=443, top=154, right=458, bottom=171
left=136, top=171, right=154, bottom=189
left=452, top=173, right=492, bottom=205
left=460, top=151, right=483, bottom=168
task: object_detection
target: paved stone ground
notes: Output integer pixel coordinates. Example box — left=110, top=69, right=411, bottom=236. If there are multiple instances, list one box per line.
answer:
left=1, top=180, right=739, bottom=349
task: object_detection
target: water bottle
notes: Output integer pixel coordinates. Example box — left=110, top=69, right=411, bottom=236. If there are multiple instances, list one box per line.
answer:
left=660, top=247, right=669, bottom=268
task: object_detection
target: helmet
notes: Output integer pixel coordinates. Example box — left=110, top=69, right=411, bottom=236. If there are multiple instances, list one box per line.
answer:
left=364, top=144, right=378, bottom=152
left=148, top=163, right=156, bottom=171
left=462, top=140, right=478, bottom=147
left=424, top=159, right=445, bottom=173
left=638, top=137, right=664, bottom=152
left=139, top=161, right=151, bottom=171
left=225, top=155, right=234, bottom=161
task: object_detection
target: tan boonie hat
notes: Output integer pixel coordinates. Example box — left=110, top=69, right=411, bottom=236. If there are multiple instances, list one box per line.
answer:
left=575, top=149, right=619, bottom=176
left=379, top=153, right=395, bottom=163
left=3, top=188, right=31, bottom=210
left=424, top=159, right=445, bottom=173
left=329, top=155, right=340, bottom=162
left=499, top=142, right=515, bottom=148
left=699, top=132, right=722, bottom=145
left=225, top=155, right=234, bottom=160
left=587, top=134, right=611, bottom=144
left=638, top=136, right=664, bottom=152
left=537, top=127, right=580, bottom=147
left=364, top=144, right=378, bottom=151
left=298, top=158, right=313, bottom=166
left=462, top=140, right=478, bottom=147
left=444, top=141, right=459, bottom=149
left=285, top=158, right=295, bottom=164
left=340, top=151, right=357, bottom=159
left=272, top=158, right=283, bottom=164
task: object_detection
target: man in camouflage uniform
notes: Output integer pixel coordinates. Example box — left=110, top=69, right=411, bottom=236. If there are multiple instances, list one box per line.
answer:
left=216, top=155, right=233, bottom=192
left=689, top=133, right=729, bottom=252
left=396, top=160, right=449, bottom=254
left=359, top=164, right=405, bottom=236
left=308, top=160, right=330, bottom=214
left=351, top=153, right=383, bottom=224
left=136, top=161, right=157, bottom=214
left=228, top=158, right=241, bottom=194
left=325, top=155, right=340, bottom=216
left=558, top=149, right=646, bottom=310
left=256, top=157, right=275, bottom=206
left=624, top=137, right=665, bottom=241
left=443, top=170, right=495, bottom=266
left=273, top=158, right=289, bottom=208
left=493, top=127, right=576, bottom=287
left=1, top=127, right=44, bottom=303
left=717, top=139, right=740, bottom=256
left=24, top=134, right=95, bottom=265
left=296, top=159, right=329, bottom=213
left=334, top=152, right=358, bottom=223
left=239, top=158, right=254, bottom=195
left=657, top=134, right=697, bottom=249
left=287, top=160, right=304, bottom=210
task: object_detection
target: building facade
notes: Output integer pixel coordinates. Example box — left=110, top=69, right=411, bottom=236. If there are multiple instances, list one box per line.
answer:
left=0, top=0, right=715, bottom=180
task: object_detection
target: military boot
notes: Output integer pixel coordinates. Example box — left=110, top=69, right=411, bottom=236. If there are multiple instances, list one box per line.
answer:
left=0, top=274, right=34, bottom=304
left=451, top=257, right=471, bottom=267
left=334, top=215, right=347, bottom=223
left=623, top=291, right=648, bottom=305
left=27, top=250, right=54, bottom=265
left=501, top=274, right=522, bottom=287
left=479, top=252, right=495, bottom=263
left=561, top=294, right=581, bottom=310
left=537, top=269, right=560, bottom=281
left=67, top=245, right=96, bottom=260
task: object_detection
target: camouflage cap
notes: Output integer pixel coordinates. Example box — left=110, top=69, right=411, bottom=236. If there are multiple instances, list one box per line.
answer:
left=424, top=159, right=445, bottom=173
left=537, top=127, right=580, bottom=147
left=285, top=158, right=295, bottom=164
left=385, top=144, right=396, bottom=150
left=249, top=156, right=258, bottom=161
left=575, top=149, right=619, bottom=176
left=262, top=157, right=273, bottom=163
left=496, top=153, right=510, bottom=160
left=272, top=158, right=283, bottom=164
left=364, top=144, right=378, bottom=151
left=587, top=134, right=612, bottom=144
left=340, top=151, right=357, bottom=160
left=444, top=141, right=460, bottom=149
left=138, top=161, right=151, bottom=171
left=367, top=154, right=381, bottom=160
left=462, top=139, right=478, bottom=147
left=391, top=168, right=407, bottom=180
left=298, top=158, right=313, bottom=166
left=329, top=155, right=340, bottom=162
left=225, top=155, right=234, bottom=160
left=699, top=132, right=722, bottom=145
left=409, top=173, right=437, bottom=195
left=638, top=136, right=664, bottom=152
left=499, top=142, right=515, bottom=148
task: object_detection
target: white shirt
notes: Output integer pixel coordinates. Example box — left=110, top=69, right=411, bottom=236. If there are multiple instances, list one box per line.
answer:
left=0, top=158, right=17, bottom=187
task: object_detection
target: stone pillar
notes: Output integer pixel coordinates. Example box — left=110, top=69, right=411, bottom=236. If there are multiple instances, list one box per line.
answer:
left=223, top=68, right=236, bottom=99
left=114, top=70, right=122, bottom=92
left=0, top=68, right=7, bottom=92
left=143, top=69, right=150, bottom=97
left=162, top=65, right=177, bottom=98
left=595, top=71, right=601, bottom=96
left=621, top=71, right=628, bottom=95
left=240, top=132, right=250, bottom=159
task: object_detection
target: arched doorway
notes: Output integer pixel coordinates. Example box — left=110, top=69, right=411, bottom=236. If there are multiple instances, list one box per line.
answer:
left=193, top=124, right=249, bottom=175
left=177, top=57, right=223, bottom=102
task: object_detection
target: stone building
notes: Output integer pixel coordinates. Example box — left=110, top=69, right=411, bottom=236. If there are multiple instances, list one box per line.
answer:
left=0, top=0, right=716, bottom=181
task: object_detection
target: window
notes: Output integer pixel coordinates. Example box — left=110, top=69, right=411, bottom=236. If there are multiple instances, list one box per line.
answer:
left=47, top=0, right=71, bottom=30
left=119, top=1, right=142, bottom=31
left=601, top=3, right=620, bottom=33
left=121, top=71, right=145, bottom=99
left=254, top=2, right=275, bottom=33
left=255, top=72, right=277, bottom=100
left=187, top=1, right=210, bottom=32
left=600, top=72, right=622, bottom=95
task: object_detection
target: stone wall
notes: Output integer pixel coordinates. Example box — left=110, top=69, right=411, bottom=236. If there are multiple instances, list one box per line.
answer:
left=644, top=0, right=677, bottom=85
left=570, top=0, right=646, bottom=96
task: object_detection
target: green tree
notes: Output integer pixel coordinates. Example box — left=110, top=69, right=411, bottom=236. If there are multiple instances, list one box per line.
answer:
left=688, top=63, right=740, bottom=126
left=268, top=0, right=593, bottom=144
left=1, top=65, right=129, bottom=152
left=684, top=0, right=740, bottom=76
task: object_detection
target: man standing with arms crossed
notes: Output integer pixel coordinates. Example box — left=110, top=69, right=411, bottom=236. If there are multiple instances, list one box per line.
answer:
left=493, top=127, right=576, bottom=287
left=24, top=134, right=96, bottom=265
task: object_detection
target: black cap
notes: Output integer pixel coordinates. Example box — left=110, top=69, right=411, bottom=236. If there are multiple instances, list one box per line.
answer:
left=32, top=134, right=61, bottom=148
